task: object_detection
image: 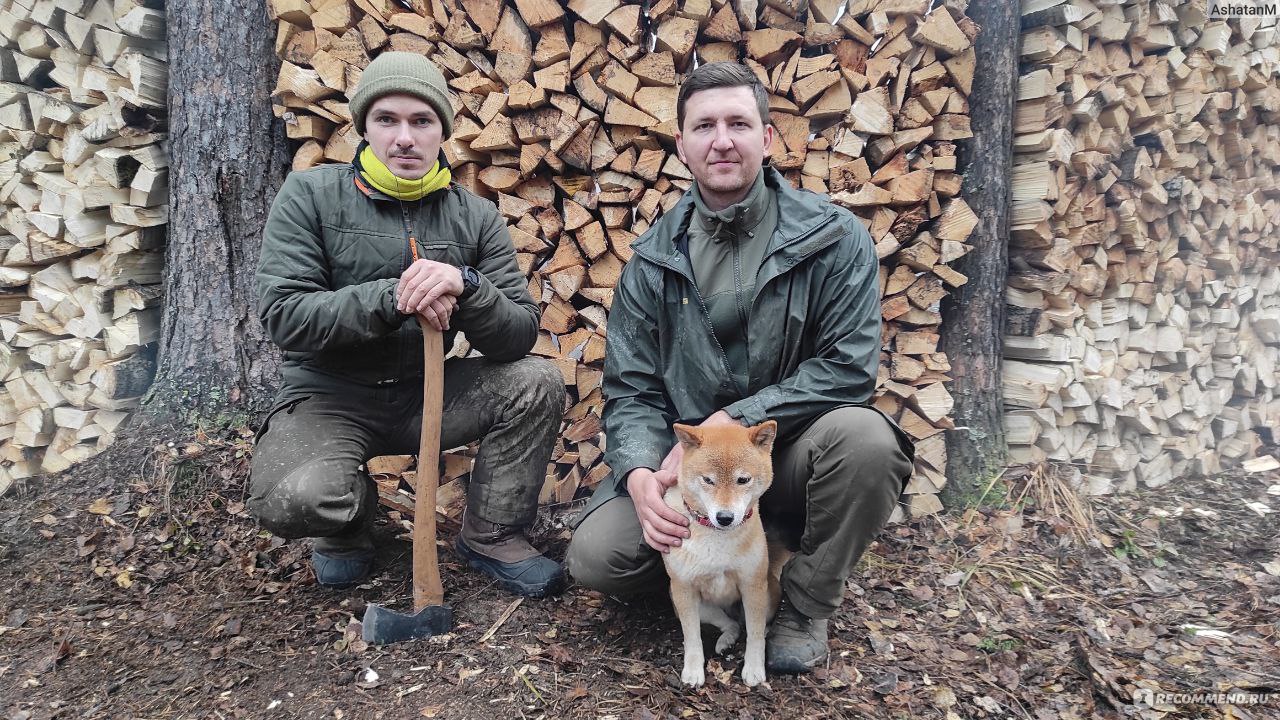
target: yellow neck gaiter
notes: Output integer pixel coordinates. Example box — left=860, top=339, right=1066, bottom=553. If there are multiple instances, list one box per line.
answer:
left=357, top=145, right=451, bottom=201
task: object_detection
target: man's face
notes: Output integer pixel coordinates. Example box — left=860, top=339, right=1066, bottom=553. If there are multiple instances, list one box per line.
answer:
left=364, top=94, right=444, bottom=180
left=675, top=85, right=774, bottom=210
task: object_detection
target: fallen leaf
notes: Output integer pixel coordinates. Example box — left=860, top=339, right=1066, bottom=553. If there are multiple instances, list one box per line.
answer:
left=546, top=643, right=575, bottom=667
left=1139, top=571, right=1176, bottom=594
left=933, top=685, right=957, bottom=708
left=36, top=637, right=72, bottom=673
left=869, top=632, right=894, bottom=656
left=115, top=571, right=132, bottom=589
left=872, top=671, right=898, bottom=694
left=87, top=498, right=113, bottom=515
left=1244, top=501, right=1272, bottom=517
left=974, top=695, right=1002, bottom=713
left=2, top=609, right=28, bottom=631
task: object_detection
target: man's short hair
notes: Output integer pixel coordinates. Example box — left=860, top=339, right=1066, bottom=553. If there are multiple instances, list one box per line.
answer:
left=676, top=61, right=770, bottom=131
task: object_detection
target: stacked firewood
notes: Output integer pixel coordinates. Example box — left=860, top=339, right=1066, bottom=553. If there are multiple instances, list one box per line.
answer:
left=1008, top=0, right=1280, bottom=492
left=269, top=0, right=979, bottom=519
left=0, top=0, right=167, bottom=492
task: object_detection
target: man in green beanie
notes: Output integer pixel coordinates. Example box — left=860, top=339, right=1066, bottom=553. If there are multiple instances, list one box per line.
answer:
left=250, top=52, right=566, bottom=598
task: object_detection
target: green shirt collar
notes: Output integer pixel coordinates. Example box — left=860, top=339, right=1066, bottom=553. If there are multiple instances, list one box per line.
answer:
left=691, top=169, right=771, bottom=242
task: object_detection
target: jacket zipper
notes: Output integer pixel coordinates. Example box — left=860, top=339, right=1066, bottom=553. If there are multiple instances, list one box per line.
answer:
left=688, top=274, right=735, bottom=388
left=731, top=236, right=750, bottom=330
left=398, top=202, right=417, bottom=383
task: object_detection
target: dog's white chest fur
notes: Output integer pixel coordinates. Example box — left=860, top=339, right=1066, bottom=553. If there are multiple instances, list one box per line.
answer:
left=661, top=489, right=764, bottom=607
left=667, top=529, right=746, bottom=604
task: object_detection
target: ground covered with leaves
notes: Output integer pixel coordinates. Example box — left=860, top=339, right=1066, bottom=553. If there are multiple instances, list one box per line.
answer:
left=1, top=424, right=1277, bottom=720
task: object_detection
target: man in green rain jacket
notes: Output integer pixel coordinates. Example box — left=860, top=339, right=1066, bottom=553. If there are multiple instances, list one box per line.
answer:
left=251, top=53, right=565, bottom=597
left=566, top=62, right=915, bottom=673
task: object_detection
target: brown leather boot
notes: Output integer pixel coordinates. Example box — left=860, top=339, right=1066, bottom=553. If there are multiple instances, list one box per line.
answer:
left=456, top=511, right=565, bottom=597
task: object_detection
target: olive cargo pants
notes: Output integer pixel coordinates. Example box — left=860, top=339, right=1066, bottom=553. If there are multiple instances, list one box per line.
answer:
left=248, top=356, right=565, bottom=540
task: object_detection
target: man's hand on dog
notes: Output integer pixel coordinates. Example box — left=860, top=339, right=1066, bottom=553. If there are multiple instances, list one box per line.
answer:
left=632, top=411, right=745, bottom=553
left=397, top=259, right=462, bottom=331
left=628, top=467, right=687, bottom=553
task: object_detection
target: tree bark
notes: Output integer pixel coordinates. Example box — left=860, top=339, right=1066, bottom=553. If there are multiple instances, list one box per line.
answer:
left=154, top=0, right=291, bottom=421
left=938, top=2, right=1017, bottom=507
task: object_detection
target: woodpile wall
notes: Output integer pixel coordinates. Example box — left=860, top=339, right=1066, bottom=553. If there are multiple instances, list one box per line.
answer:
left=1008, top=0, right=1280, bottom=492
left=0, top=0, right=166, bottom=494
left=269, top=0, right=979, bottom=519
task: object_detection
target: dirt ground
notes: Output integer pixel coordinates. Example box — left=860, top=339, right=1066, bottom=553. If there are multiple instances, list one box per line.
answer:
left=1, top=424, right=1277, bottom=720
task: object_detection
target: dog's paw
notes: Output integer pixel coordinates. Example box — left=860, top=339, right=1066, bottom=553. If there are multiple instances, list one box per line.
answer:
left=741, top=661, right=767, bottom=687
left=681, top=663, right=705, bottom=688
left=715, top=627, right=741, bottom=654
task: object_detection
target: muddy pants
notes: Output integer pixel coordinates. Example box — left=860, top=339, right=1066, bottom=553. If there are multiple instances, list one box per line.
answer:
left=564, top=406, right=913, bottom=620
left=248, top=356, right=565, bottom=541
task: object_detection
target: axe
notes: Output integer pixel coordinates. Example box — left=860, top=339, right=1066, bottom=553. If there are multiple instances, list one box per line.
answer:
left=362, top=322, right=452, bottom=643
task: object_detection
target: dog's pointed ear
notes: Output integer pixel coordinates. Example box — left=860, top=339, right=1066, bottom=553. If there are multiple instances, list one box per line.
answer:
left=673, top=423, right=702, bottom=449
left=750, top=420, right=777, bottom=451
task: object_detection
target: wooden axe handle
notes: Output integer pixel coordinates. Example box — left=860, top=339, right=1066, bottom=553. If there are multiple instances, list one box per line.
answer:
left=413, top=323, right=445, bottom=611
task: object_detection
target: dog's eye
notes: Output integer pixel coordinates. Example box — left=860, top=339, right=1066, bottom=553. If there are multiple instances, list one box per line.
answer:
left=735, top=475, right=751, bottom=485
left=700, top=476, right=714, bottom=486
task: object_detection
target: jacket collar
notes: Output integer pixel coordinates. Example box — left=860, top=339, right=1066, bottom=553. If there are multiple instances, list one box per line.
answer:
left=632, top=166, right=838, bottom=270
left=690, top=170, right=772, bottom=243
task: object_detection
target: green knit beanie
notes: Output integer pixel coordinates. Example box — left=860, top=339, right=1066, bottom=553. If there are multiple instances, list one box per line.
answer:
left=349, top=52, right=454, bottom=139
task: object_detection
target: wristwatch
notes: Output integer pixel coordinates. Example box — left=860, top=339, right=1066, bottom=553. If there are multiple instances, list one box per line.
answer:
left=459, top=265, right=481, bottom=300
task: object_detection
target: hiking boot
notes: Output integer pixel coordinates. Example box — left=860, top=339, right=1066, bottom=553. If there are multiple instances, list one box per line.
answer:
left=311, top=501, right=375, bottom=588
left=311, top=545, right=375, bottom=588
left=766, top=597, right=829, bottom=673
left=455, top=511, right=565, bottom=598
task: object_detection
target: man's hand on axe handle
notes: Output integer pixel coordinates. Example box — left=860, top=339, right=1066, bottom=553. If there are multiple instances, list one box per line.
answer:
left=397, top=259, right=463, bottom=332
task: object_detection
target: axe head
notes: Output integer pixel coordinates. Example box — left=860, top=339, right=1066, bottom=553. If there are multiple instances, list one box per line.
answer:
left=361, top=602, right=453, bottom=644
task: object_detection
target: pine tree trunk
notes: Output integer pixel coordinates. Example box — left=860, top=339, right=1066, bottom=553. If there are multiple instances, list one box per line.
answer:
left=938, top=1, right=1017, bottom=507
left=154, top=0, right=291, bottom=420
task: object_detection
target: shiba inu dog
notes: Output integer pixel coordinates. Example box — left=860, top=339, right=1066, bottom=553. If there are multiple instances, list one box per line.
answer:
left=662, top=420, right=781, bottom=688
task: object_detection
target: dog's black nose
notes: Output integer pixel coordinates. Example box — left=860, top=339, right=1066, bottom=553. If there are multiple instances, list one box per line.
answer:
left=715, top=512, right=734, bottom=527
